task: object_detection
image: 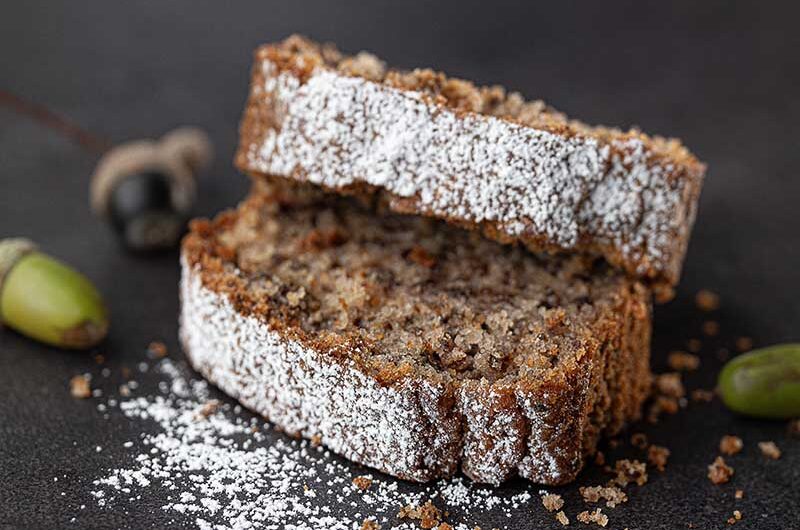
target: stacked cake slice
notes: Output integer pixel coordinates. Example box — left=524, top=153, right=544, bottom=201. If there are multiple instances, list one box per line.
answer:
left=180, top=35, right=705, bottom=485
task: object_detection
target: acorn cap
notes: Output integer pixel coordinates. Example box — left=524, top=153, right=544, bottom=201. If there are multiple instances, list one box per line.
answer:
left=90, top=127, right=212, bottom=219
left=0, top=238, right=37, bottom=294
left=159, top=126, right=213, bottom=174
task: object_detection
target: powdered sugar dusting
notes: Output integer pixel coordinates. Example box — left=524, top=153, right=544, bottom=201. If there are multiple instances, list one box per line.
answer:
left=86, top=356, right=538, bottom=528
left=245, top=60, right=699, bottom=282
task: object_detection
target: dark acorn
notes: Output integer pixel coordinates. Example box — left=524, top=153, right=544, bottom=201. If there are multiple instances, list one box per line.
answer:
left=107, top=172, right=186, bottom=252
left=90, top=127, right=212, bottom=253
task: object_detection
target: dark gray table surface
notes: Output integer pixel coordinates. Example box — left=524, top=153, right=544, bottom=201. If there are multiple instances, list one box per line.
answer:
left=1, top=1, right=799, bottom=528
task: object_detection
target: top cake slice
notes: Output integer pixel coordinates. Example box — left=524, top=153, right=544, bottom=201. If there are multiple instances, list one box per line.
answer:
left=236, top=35, right=706, bottom=297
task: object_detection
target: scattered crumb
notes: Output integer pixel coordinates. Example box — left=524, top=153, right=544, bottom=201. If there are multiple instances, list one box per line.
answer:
left=437, top=524, right=453, bottom=530
left=577, top=508, right=608, bottom=527
left=647, top=445, right=670, bottom=472
left=147, top=341, right=168, bottom=358
left=758, top=441, right=781, bottom=460
left=94, top=354, right=105, bottom=365
left=735, top=337, right=753, bottom=352
left=667, top=351, right=700, bottom=371
left=555, top=511, right=570, bottom=526
left=195, top=399, right=220, bottom=419
left=735, top=489, right=744, bottom=500
left=717, top=348, right=730, bottom=361
left=691, top=389, right=715, bottom=402
left=702, top=321, right=720, bottom=337
left=361, top=519, right=380, bottom=530
left=788, top=419, right=800, bottom=438
left=541, top=493, right=564, bottom=512
left=398, top=501, right=443, bottom=529
left=119, top=384, right=131, bottom=397
left=70, top=375, right=91, bottom=399
left=353, top=475, right=373, bottom=491
left=695, top=289, right=720, bottom=311
left=687, top=339, right=702, bottom=353
left=580, top=486, right=627, bottom=508
left=630, top=433, right=648, bottom=450
left=720, top=435, right=743, bottom=456
left=726, top=510, right=742, bottom=525
left=655, top=372, right=685, bottom=398
left=594, top=451, right=605, bottom=466
left=611, top=459, right=648, bottom=487
left=120, top=366, right=131, bottom=379
left=648, top=395, right=680, bottom=423
left=310, top=434, right=322, bottom=446
left=708, top=456, right=734, bottom=484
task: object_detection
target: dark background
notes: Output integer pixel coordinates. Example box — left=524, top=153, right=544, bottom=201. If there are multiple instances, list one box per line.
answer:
left=1, top=1, right=799, bottom=528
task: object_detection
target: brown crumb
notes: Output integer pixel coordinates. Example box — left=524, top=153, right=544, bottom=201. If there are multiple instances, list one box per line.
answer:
left=580, top=486, right=627, bottom=508
left=719, top=435, right=743, bottom=456
left=708, top=456, right=734, bottom=484
left=630, top=433, right=648, bottom=450
left=735, top=489, right=744, bottom=499
left=69, top=375, right=91, bottom=399
left=788, top=419, right=800, bottom=438
left=541, top=493, right=564, bottom=512
left=717, top=348, right=730, bottom=361
left=94, top=354, right=106, bottom=365
left=361, top=519, right=380, bottom=530
left=695, top=289, right=720, bottom=311
left=667, top=351, right=700, bottom=371
left=758, top=441, right=781, bottom=460
left=437, top=524, right=453, bottom=530
left=687, top=338, right=702, bottom=353
left=647, top=395, right=681, bottom=423
left=196, top=399, right=220, bottom=419
left=555, top=511, right=570, bottom=526
left=398, top=501, right=442, bottom=529
left=735, top=337, right=753, bottom=352
left=691, top=389, right=715, bottom=402
left=611, top=459, right=648, bottom=487
left=577, top=508, right=608, bottom=527
left=594, top=451, right=605, bottom=466
left=727, top=510, right=742, bottom=525
left=702, top=321, right=720, bottom=337
left=655, top=372, right=685, bottom=398
left=647, top=445, right=670, bottom=472
left=147, top=340, right=168, bottom=358
left=310, top=434, right=322, bottom=446
left=121, top=366, right=132, bottom=379
left=353, top=475, right=373, bottom=491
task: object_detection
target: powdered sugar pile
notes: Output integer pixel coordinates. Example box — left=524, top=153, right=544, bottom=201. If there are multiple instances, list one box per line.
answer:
left=86, top=359, right=535, bottom=529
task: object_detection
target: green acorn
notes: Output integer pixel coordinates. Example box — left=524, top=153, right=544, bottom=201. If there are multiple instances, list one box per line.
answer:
left=0, top=238, right=109, bottom=349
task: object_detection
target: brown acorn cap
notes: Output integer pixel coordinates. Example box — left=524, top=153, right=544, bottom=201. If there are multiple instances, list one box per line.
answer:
left=90, top=127, right=212, bottom=218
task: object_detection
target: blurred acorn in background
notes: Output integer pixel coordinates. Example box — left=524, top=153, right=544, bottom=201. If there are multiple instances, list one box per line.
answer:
left=0, top=238, right=109, bottom=349
left=90, top=127, right=212, bottom=252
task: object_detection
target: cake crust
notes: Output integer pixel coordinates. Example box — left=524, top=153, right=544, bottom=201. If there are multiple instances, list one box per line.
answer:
left=235, top=35, right=705, bottom=298
left=179, top=192, right=652, bottom=485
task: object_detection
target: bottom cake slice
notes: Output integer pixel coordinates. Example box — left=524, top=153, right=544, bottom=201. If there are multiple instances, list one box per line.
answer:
left=179, top=187, right=652, bottom=485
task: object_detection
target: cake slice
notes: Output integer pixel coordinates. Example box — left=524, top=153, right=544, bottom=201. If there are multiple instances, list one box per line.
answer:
left=179, top=184, right=651, bottom=485
left=235, top=35, right=706, bottom=298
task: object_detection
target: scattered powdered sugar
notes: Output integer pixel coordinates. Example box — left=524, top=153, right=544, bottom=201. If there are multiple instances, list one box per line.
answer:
left=86, top=358, right=537, bottom=529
